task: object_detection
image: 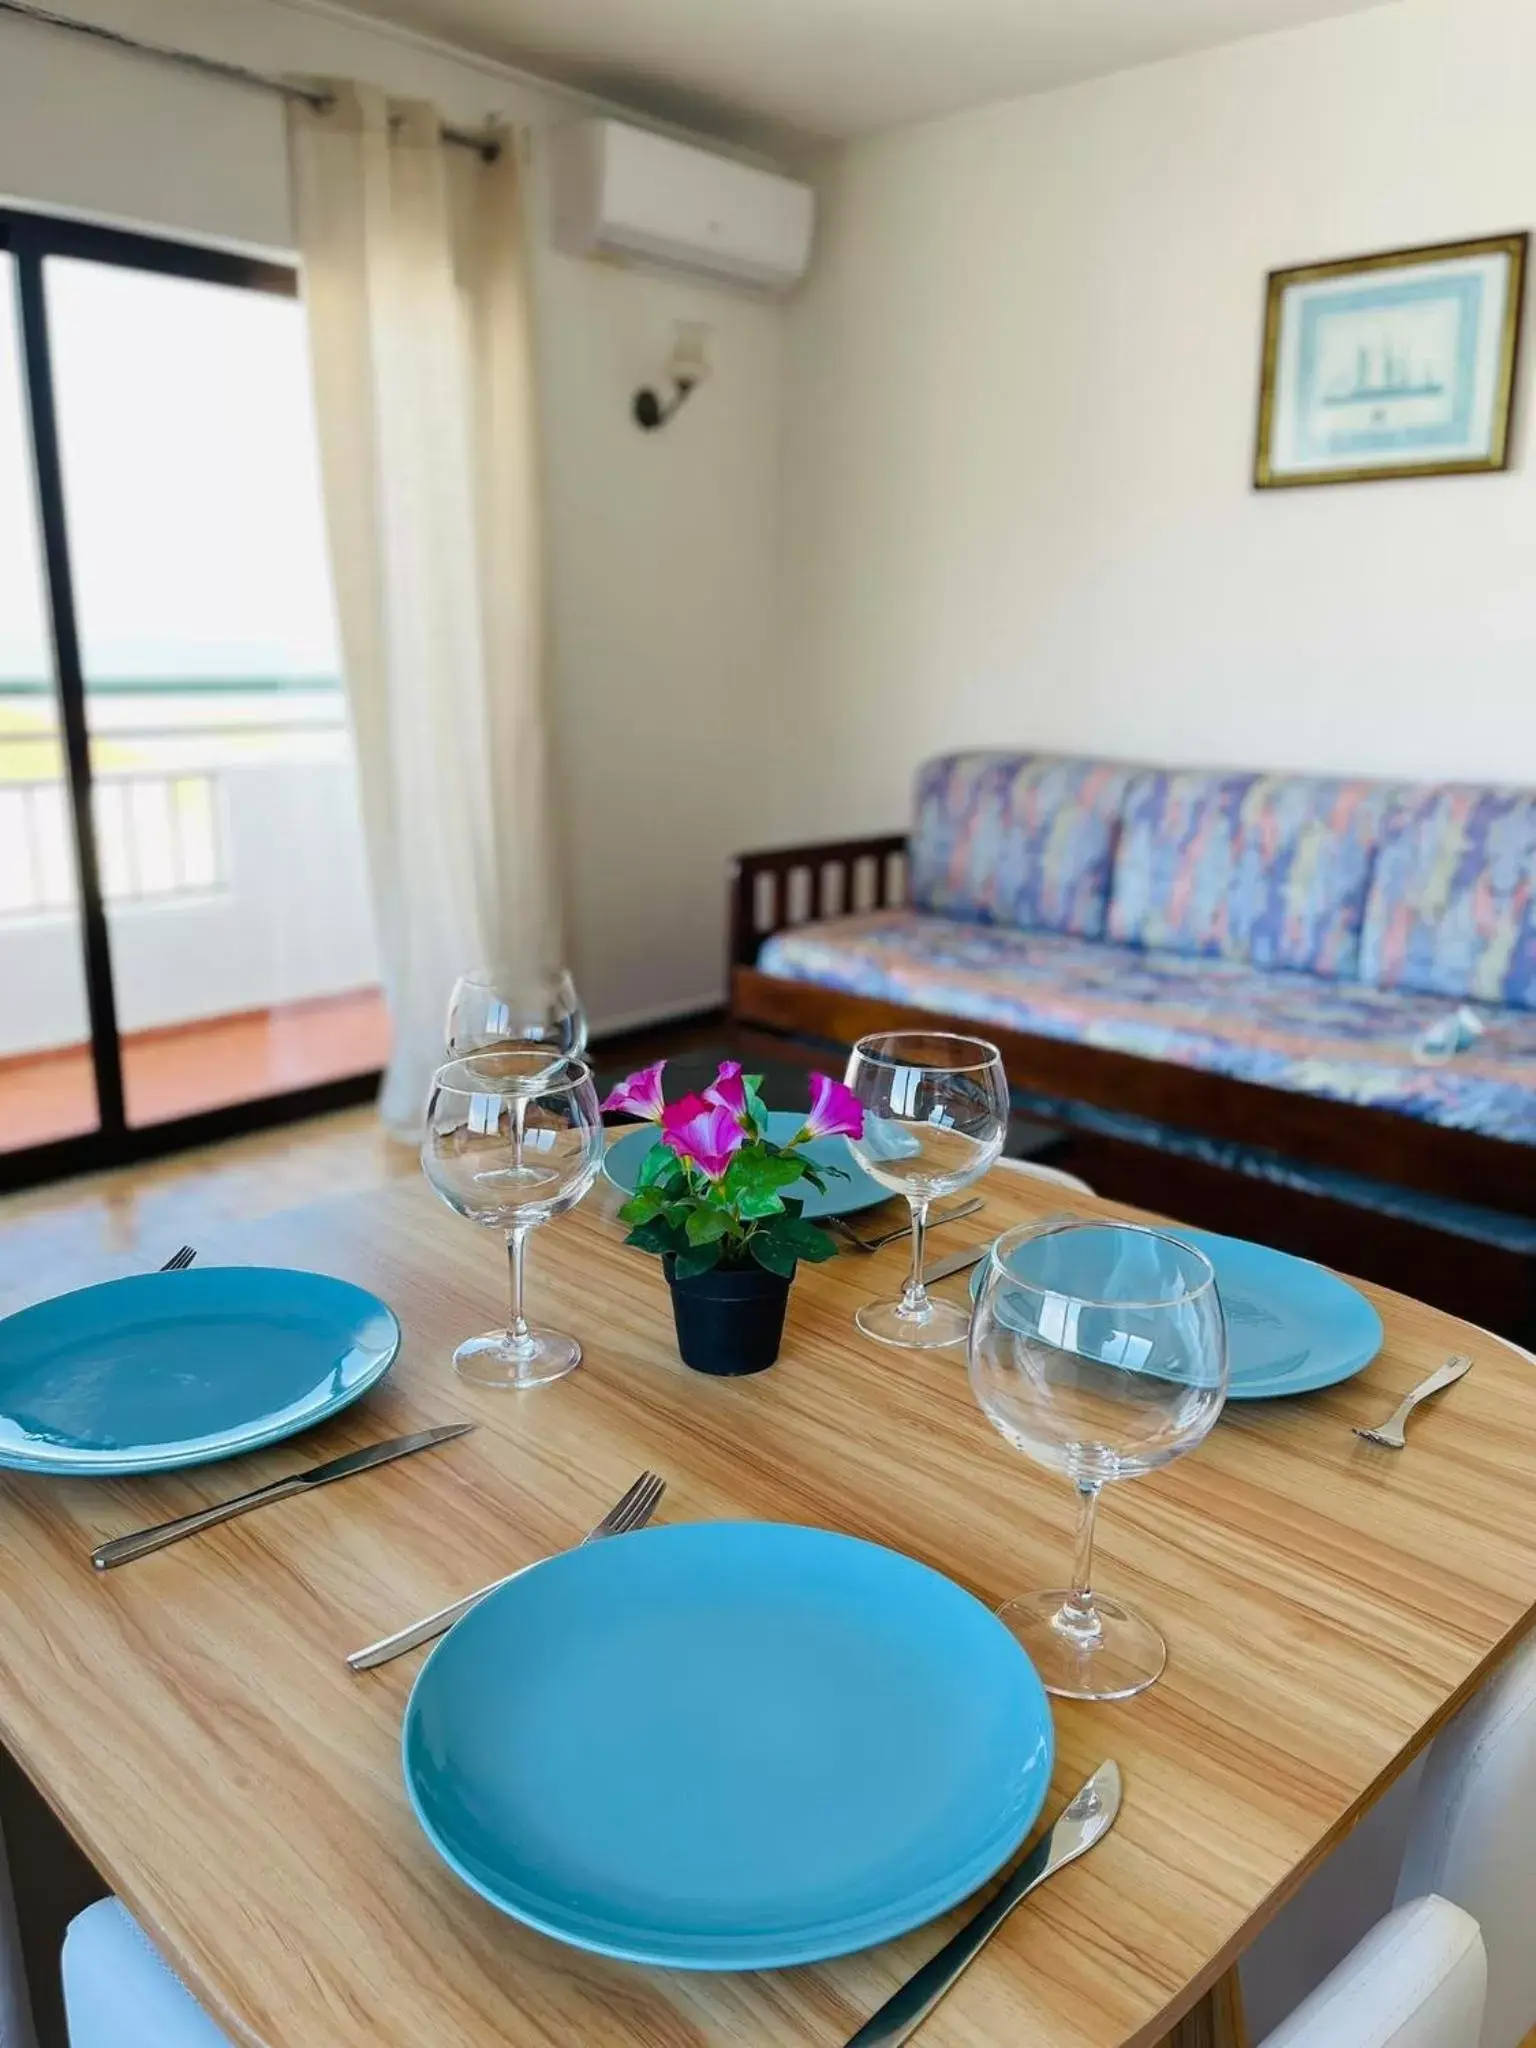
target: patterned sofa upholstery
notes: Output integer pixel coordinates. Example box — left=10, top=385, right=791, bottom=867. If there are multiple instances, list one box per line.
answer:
left=758, top=753, right=1536, bottom=1146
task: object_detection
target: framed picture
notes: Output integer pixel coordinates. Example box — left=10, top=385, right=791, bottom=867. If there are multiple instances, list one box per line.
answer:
left=1254, top=232, right=1527, bottom=488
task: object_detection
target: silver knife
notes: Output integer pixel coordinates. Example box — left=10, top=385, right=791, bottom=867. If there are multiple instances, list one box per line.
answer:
left=90, top=1424, right=475, bottom=1571
left=843, top=1761, right=1122, bottom=2046
left=922, top=1241, right=994, bottom=1286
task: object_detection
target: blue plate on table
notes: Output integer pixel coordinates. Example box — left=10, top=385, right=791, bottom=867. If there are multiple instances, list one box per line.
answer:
left=402, top=1520, right=1053, bottom=1969
left=0, top=1267, right=401, bottom=1475
left=971, top=1224, right=1382, bottom=1400
left=604, top=1111, right=888, bottom=1221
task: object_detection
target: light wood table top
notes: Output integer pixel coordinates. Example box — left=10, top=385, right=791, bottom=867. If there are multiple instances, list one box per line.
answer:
left=2, top=1162, right=1535, bottom=2047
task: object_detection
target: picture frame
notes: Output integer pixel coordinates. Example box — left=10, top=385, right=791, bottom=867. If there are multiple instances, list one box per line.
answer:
left=1254, top=231, right=1527, bottom=488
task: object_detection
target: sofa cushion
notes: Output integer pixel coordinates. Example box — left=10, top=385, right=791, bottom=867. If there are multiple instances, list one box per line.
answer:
left=910, top=752, right=1137, bottom=940
left=757, top=910, right=1536, bottom=1142
left=1360, top=786, right=1536, bottom=1008
left=1106, top=769, right=1396, bottom=978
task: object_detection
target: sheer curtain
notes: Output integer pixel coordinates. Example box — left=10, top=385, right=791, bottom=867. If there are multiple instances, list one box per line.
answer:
left=287, top=85, right=561, bottom=1134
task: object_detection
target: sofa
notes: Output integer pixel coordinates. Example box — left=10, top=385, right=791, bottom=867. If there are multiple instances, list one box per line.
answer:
left=728, top=753, right=1536, bottom=1332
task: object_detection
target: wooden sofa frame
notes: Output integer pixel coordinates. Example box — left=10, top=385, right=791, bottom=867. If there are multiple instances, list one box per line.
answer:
left=728, top=832, right=1536, bottom=1335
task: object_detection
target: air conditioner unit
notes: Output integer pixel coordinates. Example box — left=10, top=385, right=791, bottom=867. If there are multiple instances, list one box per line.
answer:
left=549, top=119, right=814, bottom=294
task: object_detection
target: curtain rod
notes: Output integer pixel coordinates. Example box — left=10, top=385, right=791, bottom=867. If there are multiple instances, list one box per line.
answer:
left=0, top=0, right=502, bottom=157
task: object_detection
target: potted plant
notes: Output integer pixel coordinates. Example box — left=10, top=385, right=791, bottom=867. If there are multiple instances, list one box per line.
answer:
left=601, top=1060, right=864, bottom=1375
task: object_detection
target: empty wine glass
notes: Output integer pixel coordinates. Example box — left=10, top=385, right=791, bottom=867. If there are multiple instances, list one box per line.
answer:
left=845, top=1032, right=1009, bottom=1349
left=969, top=1219, right=1228, bottom=1700
left=422, top=1051, right=605, bottom=1389
left=445, top=965, right=586, bottom=1059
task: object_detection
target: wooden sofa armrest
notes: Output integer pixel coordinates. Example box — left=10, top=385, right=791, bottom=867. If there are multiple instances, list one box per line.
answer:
left=728, top=833, right=908, bottom=971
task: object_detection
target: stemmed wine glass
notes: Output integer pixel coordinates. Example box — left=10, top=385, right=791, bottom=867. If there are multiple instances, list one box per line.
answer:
left=445, top=965, right=586, bottom=1059
left=844, top=1032, right=1010, bottom=1349
left=421, top=1050, right=605, bottom=1389
left=446, top=966, right=587, bottom=1178
left=969, top=1219, right=1228, bottom=1699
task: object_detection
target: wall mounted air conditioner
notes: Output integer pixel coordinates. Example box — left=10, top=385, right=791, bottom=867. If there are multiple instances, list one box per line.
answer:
left=549, top=119, right=815, bottom=294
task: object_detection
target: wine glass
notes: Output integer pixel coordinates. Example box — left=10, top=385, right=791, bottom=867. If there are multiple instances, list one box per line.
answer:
left=969, top=1219, right=1228, bottom=1699
left=421, top=1050, right=605, bottom=1389
left=445, top=965, right=586, bottom=1059
left=844, top=1032, right=1010, bottom=1349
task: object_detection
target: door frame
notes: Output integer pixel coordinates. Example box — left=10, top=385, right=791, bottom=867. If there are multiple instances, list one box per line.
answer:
left=0, top=208, right=381, bottom=1195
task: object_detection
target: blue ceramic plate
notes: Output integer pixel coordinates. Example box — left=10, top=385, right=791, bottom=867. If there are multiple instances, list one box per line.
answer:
left=0, top=1267, right=401, bottom=1475
left=972, top=1224, right=1382, bottom=1400
left=403, top=1521, right=1053, bottom=1969
left=603, top=1111, right=888, bottom=1221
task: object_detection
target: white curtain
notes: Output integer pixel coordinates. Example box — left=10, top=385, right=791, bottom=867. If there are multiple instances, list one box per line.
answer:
left=286, top=85, right=561, bottom=1135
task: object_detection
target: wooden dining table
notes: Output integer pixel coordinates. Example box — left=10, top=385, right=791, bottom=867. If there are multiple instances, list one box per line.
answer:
left=3, top=1156, right=1536, bottom=2048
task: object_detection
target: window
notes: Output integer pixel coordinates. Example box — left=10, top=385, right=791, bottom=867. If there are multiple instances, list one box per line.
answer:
left=0, top=214, right=385, bottom=1181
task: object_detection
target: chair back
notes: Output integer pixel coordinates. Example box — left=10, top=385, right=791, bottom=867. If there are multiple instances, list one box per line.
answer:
left=1260, top=1895, right=1485, bottom=2048
left=1397, top=1630, right=1536, bottom=2047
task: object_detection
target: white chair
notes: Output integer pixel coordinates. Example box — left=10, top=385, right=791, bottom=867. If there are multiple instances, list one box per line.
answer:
left=62, top=1899, right=232, bottom=2048
left=1244, top=1629, right=1536, bottom=2047
left=1259, top=1895, right=1485, bottom=2047
left=1396, top=1629, right=1536, bottom=2047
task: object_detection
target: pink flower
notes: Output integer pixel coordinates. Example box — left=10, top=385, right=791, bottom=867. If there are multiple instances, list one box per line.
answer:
left=662, top=1094, right=747, bottom=1181
left=797, top=1072, right=864, bottom=1143
left=703, top=1060, right=750, bottom=1126
left=600, top=1059, right=667, bottom=1121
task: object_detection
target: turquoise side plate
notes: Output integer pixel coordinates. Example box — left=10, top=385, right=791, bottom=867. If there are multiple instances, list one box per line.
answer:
left=972, top=1224, right=1382, bottom=1400
left=403, top=1521, right=1053, bottom=1969
left=603, top=1110, right=888, bottom=1220
left=0, top=1267, right=401, bottom=1474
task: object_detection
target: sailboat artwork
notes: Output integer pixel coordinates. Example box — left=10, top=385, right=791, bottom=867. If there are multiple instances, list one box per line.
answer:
left=1255, top=232, right=1525, bottom=488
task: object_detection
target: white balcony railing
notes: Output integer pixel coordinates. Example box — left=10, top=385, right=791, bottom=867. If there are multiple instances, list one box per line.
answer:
left=0, top=682, right=380, bottom=1060
left=0, top=772, right=221, bottom=915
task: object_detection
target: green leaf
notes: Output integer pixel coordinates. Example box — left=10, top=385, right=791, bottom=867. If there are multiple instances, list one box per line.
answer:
left=743, top=1076, right=772, bottom=1136
left=685, top=1206, right=732, bottom=1247
left=778, top=1195, right=804, bottom=1220
left=749, top=1232, right=798, bottom=1277
left=796, top=1164, right=828, bottom=1194
left=638, top=1142, right=682, bottom=1192
left=768, top=1216, right=841, bottom=1264
left=730, top=1150, right=804, bottom=1198
left=618, top=1189, right=665, bottom=1226
left=734, top=1188, right=786, bottom=1221
left=673, top=1241, right=723, bottom=1279
left=624, top=1216, right=685, bottom=1256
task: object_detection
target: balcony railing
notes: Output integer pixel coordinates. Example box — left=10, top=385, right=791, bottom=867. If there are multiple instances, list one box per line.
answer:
left=0, top=772, right=221, bottom=916
left=0, top=677, right=350, bottom=921
left=0, top=679, right=380, bottom=1061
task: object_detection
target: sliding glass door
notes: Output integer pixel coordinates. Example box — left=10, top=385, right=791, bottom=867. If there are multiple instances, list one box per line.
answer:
left=0, top=212, right=384, bottom=1187
left=0, top=248, right=97, bottom=1156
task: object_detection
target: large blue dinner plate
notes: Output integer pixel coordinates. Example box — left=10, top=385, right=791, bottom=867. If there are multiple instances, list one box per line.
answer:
left=403, top=1521, right=1053, bottom=1969
left=603, top=1110, right=888, bottom=1221
left=0, top=1267, right=401, bottom=1475
left=971, top=1224, right=1382, bottom=1400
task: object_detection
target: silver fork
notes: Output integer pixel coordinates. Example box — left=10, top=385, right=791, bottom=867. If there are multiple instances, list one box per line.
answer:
left=159, top=1246, right=197, bottom=1271
left=1354, top=1355, right=1472, bottom=1449
left=346, top=1469, right=666, bottom=1671
left=831, top=1197, right=984, bottom=1254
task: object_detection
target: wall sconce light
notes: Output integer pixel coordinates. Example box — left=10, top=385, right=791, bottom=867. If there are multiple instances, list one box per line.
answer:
left=633, top=322, right=711, bottom=430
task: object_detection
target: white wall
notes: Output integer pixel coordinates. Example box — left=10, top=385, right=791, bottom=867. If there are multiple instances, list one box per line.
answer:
left=775, top=0, right=1536, bottom=841
left=0, top=0, right=787, bottom=1029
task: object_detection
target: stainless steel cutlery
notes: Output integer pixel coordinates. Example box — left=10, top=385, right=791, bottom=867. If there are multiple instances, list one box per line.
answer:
left=921, top=1242, right=993, bottom=1286
left=1354, top=1353, right=1472, bottom=1449
left=91, top=1423, right=475, bottom=1570
left=832, top=1198, right=984, bottom=1255
left=843, top=1761, right=1122, bottom=2045
left=158, top=1246, right=197, bottom=1271
left=347, top=1468, right=666, bottom=1671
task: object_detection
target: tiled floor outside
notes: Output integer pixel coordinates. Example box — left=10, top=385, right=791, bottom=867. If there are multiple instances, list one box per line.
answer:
left=0, top=987, right=390, bottom=1154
